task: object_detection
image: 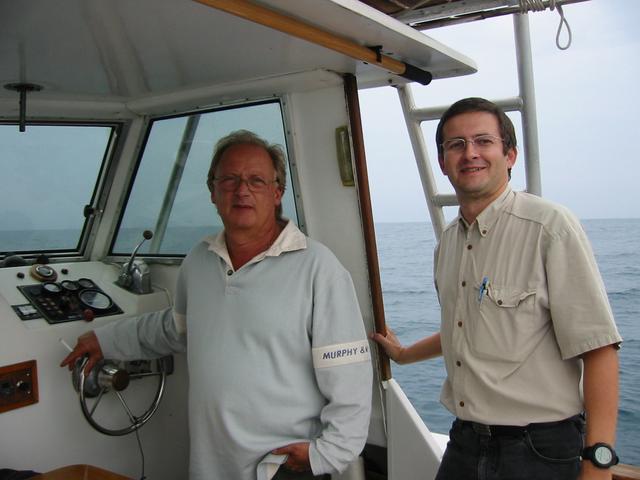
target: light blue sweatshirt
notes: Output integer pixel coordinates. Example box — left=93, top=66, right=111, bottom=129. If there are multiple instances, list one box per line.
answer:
left=96, top=221, right=372, bottom=479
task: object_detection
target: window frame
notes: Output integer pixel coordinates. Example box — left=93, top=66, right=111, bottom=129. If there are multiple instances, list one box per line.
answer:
left=106, top=97, right=304, bottom=262
left=0, top=120, right=124, bottom=262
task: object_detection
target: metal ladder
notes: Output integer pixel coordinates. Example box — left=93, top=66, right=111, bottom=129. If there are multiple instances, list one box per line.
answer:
left=396, top=13, right=543, bottom=241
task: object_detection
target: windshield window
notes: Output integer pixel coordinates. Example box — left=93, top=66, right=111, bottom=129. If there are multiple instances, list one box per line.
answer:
left=0, top=124, right=115, bottom=256
left=111, top=100, right=298, bottom=256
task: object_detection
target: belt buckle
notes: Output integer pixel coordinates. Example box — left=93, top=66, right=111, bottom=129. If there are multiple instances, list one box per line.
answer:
left=471, top=422, right=492, bottom=436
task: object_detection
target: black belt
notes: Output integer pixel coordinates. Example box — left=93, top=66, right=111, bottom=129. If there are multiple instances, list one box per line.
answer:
left=458, top=415, right=582, bottom=438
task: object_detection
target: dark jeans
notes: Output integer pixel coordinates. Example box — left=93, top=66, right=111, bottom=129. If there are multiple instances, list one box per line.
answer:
left=435, top=415, right=585, bottom=480
left=272, top=469, right=330, bottom=480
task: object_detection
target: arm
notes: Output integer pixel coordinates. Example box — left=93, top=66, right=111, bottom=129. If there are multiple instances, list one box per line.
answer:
left=60, top=307, right=186, bottom=375
left=579, top=344, right=619, bottom=480
left=371, top=329, right=442, bottom=365
left=95, top=307, right=186, bottom=360
left=304, top=268, right=373, bottom=475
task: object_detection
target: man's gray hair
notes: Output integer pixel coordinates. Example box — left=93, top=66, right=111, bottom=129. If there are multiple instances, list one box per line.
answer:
left=207, top=130, right=287, bottom=220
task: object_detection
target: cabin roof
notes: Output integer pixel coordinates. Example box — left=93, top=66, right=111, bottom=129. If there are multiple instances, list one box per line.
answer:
left=0, top=0, right=477, bottom=113
left=361, top=0, right=586, bottom=29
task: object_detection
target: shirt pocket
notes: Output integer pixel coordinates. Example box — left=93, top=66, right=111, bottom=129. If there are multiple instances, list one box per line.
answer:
left=467, top=283, right=537, bottom=362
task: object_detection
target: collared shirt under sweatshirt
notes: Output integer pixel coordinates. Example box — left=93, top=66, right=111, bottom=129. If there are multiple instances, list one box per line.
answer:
left=96, top=221, right=372, bottom=479
left=434, top=186, right=621, bottom=426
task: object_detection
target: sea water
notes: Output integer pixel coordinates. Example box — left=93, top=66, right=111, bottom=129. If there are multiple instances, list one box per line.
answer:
left=375, top=218, right=640, bottom=466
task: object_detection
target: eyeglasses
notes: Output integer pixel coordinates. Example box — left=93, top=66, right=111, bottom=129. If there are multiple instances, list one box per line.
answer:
left=213, top=175, right=278, bottom=192
left=441, top=134, right=503, bottom=153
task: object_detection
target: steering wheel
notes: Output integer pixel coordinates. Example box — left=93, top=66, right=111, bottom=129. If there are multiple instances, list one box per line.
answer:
left=72, top=356, right=171, bottom=436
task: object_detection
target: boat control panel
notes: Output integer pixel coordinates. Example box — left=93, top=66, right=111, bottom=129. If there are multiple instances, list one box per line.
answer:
left=6, top=263, right=124, bottom=324
left=12, top=264, right=123, bottom=324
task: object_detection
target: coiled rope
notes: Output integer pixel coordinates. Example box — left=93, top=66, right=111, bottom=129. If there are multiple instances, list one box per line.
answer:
left=519, top=0, right=573, bottom=50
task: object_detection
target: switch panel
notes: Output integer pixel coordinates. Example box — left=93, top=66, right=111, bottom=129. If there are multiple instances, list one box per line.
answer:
left=0, top=360, right=38, bottom=414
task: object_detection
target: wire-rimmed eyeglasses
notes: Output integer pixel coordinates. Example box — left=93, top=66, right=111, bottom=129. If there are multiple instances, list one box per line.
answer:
left=213, top=175, right=278, bottom=192
left=441, top=134, right=503, bottom=154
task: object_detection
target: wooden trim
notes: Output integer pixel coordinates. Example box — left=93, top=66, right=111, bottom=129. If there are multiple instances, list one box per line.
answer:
left=193, top=0, right=430, bottom=84
left=0, top=359, right=38, bottom=414
left=32, top=464, right=132, bottom=480
left=343, top=73, right=391, bottom=380
left=194, top=0, right=404, bottom=73
left=613, top=464, right=640, bottom=480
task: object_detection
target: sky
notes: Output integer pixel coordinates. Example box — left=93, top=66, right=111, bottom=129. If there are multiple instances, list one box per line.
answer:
left=359, top=0, right=640, bottom=223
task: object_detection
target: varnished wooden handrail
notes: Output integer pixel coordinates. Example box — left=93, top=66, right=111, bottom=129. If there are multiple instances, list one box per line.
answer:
left=613, top=463, right=640, bottom=480
left=32, top=464, right=132, bottom=480
left=343, top=73, right=391, bottom=381
left=193, top=0, right=431, bottom=84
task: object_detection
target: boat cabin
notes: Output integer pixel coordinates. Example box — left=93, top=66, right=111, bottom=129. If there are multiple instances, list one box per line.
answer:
left=2, top=1, right=635, bottom=479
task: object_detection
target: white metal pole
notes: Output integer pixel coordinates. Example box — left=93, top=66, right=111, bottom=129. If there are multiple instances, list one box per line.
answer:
left=397, top=84, right=447, bottom=240
left=514, top=13, right=543, bottom=196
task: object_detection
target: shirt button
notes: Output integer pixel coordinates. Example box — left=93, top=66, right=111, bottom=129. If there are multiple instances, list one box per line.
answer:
left=497, top=299, right=503, bottom=305
left=459, top=401, right=465, bottom=407
left=227, top=270, right=233, bottom=276
left=461, top=281, right=466, bottom=287
left=482, top=229, right=488, bottom=235
left=467, top=244, right=473, bottom=250
left=456, top=361, right=462, bottom=367
left=457, top=321, right=463, bottom=327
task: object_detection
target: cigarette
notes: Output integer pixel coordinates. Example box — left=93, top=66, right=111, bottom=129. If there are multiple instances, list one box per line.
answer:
left=59, top=338, right=74, bottom=352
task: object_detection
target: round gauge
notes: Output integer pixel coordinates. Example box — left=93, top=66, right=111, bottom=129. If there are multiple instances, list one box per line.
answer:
left=42, top=282, right=62, bottom=295
left=36, top=265, right=55, bottom=277
left=30, top=264, right=57, bottom=282
left=61, top=280, right=79, bottom=292
left=77, top=278, right=95, bottom=289
left=79, top=289, right=113, bottom=311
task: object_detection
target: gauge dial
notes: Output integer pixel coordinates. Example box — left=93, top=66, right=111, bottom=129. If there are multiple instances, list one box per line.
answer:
left=79, top=289, right=113, bottom=311
left=42, top=282, right=62, bottom=295
left=36, top=265, right=54, bottom=277
left=61, top=280, right=79, bottom=292
left=30, top=264, right=58, bottom=282
left=77, top=278, right=95, bottom=289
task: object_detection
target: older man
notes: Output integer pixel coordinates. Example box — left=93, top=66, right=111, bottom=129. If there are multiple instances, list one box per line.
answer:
left=62, top=130, right=372, bottom=480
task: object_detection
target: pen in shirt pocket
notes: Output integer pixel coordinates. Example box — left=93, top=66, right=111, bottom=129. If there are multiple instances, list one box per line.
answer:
left=478, top=276, right=489, bottom=303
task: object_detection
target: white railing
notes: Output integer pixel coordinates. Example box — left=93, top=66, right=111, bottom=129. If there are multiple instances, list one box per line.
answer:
left=385, top=379, right=446, bottom=480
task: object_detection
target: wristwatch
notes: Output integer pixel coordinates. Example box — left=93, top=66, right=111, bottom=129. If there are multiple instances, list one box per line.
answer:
left=582, top=443, right=619, bottom=469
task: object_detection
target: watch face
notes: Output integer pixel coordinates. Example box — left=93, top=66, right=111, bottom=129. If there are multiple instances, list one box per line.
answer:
left=594, top=446, right=613, bottom=465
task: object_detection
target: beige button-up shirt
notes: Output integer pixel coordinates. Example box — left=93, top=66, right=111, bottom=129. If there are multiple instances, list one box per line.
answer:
left=434, top=186, right=621, bottom=425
